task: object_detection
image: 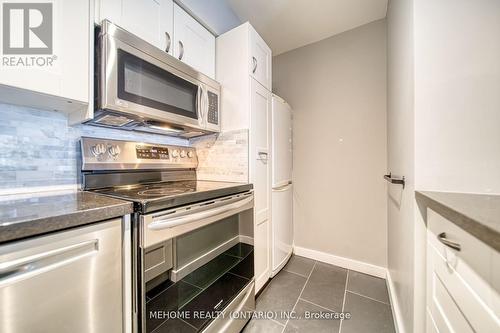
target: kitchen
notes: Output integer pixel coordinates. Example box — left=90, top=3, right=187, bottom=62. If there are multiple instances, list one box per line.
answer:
left=0, top=0, right=498, bottom=333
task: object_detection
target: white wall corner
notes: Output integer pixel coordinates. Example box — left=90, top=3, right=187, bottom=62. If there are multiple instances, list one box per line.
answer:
left=386, top=270, right=406, bottom=333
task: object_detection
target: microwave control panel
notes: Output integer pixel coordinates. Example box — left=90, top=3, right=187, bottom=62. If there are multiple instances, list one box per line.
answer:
left=207, top=91, right=219, bottom=125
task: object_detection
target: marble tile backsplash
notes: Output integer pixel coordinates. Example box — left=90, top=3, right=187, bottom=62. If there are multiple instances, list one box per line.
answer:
left=0, top=103, right=188, bottom=192
left=190, top=129, right=249, bottom=183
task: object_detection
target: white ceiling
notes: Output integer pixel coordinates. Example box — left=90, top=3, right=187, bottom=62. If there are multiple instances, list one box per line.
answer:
left=227, top=0, right=388, bottom=55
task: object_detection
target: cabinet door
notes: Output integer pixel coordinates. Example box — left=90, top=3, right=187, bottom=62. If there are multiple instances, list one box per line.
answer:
left=251, top=78, right=272, bottom=224
left=254, top=219, right=270, bottom=293
left=250, top=78, right=272, bottom=292
left=158, top=0, right=174, bottom=55
left=173, top=3, right=215, bottom=78
left=249, top=26, right=272, bottom=90
left=121, top=0, right=172, bottom=50
left=99, top=0, right=174, bottom=55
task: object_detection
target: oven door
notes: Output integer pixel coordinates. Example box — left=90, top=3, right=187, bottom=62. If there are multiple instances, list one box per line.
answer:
left=137, top=191, right=255, bottom=333
left=100, top=32, right=207, bottom=131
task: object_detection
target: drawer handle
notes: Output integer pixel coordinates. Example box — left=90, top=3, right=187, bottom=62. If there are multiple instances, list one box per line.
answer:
left=252, top=56, right=257, bottom=73
left=437, top=232, right=461, bottom=251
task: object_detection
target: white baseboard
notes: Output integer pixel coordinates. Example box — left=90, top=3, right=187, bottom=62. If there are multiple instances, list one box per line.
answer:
left=386, top=270, right=405, bottom=333
left=293, top=246, right=386, bottom=278
left=293, top=246, right=405, bottom=332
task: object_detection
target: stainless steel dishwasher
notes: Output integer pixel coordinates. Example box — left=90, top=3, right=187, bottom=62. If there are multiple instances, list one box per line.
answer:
left=0, top=218, right=127, bottom=333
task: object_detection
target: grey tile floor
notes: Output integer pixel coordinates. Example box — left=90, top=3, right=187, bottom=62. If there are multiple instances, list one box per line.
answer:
left=243, top=255, right=396, bottom=333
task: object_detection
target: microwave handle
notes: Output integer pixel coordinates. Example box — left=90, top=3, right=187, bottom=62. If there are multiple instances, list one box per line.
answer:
left=197, top=85, right=204, bottom=123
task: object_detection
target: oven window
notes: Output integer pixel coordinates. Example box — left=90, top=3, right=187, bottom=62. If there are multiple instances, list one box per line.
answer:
left=117, top=49, right=198, bottom=120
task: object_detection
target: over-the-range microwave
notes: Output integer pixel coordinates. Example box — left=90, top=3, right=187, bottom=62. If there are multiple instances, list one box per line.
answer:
left=89, top=20, right=220, bottom=138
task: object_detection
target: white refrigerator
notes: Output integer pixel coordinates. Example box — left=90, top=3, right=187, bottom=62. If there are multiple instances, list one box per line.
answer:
left=271, top=94, right=293, bottom=277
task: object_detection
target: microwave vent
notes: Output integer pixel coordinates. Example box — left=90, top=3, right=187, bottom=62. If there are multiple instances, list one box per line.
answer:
left=95, top=114, right=135, bottom=127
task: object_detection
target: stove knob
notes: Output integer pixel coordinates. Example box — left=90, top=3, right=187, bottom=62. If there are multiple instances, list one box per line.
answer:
left=108, top=145, right=121, bottom=158
left=187, top=151, right=194, bottom=158
left=180, top=150, right=187, bottom=158
left=171, top=149, right=179, bottom=158
left=91, top=143, right=106, bottom=157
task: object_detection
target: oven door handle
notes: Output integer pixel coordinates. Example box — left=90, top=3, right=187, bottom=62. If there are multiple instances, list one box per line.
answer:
left=148, top=196, right=253, bottom=230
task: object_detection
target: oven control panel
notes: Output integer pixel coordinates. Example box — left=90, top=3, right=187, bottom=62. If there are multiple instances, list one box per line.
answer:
left=81, top=137, right=198, bottom=171
left=136, top=146, right=169, bottom=159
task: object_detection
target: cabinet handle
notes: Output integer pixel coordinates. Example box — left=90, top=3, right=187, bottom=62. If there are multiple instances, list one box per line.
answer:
left=437, top=232, right=461, bottom=251
left=165, top=32, right=171, bottom=53
left=178, top=40, right=184, bottom=60
left=252, top=56, right=257, bottom=73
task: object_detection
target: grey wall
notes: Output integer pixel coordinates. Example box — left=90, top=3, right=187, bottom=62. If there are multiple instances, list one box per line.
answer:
left=273, top=20, right=388, bottom=268
left=0, top=103, right=188, bottom=191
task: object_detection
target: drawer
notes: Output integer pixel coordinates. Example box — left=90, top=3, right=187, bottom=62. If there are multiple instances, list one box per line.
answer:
left=144, top=239, right=173, bottom=283
left=426, top=209, right=500, bottom=331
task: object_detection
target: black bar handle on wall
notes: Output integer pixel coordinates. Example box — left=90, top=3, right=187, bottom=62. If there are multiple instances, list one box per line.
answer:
left=383, top=172, right=405, bottom=188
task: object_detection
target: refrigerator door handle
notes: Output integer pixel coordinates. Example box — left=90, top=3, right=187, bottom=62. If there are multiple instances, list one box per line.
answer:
left=272, top=182, right=292, bottom=192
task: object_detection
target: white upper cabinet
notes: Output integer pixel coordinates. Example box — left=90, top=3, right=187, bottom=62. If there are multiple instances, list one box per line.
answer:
left=97, top=1, right=215, bottom=78
left=173, top=4, right=215, bottom=78
left=122, top=0, right=173, bottom=53
left=0, top=0, right=93, bottom=122
left=216, top=22, right=273, bottom=131
left=98, top=0, right=174, bottom=54
left=249, top=26, right=272, bottom=90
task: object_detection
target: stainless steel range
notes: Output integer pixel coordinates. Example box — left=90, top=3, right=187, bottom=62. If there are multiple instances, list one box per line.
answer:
left=81, top=137, right=255, bottom=333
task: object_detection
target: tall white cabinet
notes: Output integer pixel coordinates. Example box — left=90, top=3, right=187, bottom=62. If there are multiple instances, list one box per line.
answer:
left=216, top=22, right=273, bottom=292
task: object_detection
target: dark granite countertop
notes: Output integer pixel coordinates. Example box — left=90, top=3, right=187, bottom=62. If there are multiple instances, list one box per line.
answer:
left=0, top=191, right=134, bottom=244
left=416, top=191, right=500, bottom=252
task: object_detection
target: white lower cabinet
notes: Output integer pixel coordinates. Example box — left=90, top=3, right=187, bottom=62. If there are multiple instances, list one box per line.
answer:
left=426, top=209, right=500, bottom=332
left=255, top=219, right=271, bottom=292
left=250, top=78, right=272, bottom=292
left=251, top=78, right=272, bottom=225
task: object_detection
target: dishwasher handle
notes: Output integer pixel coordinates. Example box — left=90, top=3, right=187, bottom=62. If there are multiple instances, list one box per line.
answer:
left=0, top=239, right=98, bottom=286
left=149, top=196, right=254, bottom=230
